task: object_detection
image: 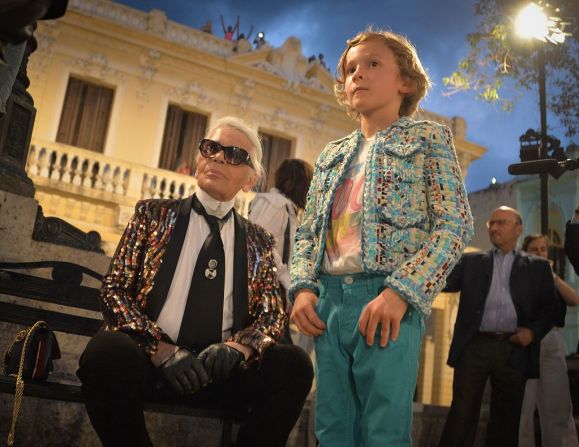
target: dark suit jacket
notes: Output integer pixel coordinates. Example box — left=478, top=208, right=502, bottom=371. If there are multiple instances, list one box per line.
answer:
left=99, top=195, right=287, bottom=357
left=445, top=250, right=556, bottom=378
left=566, top=221, right=579, bottom=275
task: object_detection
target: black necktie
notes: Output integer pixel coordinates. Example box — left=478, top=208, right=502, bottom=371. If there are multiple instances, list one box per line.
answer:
left=177, top=196, right=232, bottom=353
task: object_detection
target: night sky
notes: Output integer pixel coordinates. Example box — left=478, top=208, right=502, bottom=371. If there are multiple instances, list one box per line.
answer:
left=117, top=0, right=573, bottom=193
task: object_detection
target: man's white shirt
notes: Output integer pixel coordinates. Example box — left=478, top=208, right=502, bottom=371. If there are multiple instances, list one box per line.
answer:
left=156, top=188, right=235, bottom=343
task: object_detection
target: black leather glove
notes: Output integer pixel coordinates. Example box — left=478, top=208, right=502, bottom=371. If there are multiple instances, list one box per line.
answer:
left=198, top=343, right=245, bottom=383
left=158, top=348, right=209, bottom=395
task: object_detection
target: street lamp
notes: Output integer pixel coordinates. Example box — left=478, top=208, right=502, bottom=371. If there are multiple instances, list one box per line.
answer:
left=514, top=2, right=568, bottom=235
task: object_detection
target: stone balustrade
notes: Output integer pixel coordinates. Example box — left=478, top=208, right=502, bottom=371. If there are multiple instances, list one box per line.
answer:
left=26, top=139, right=254, bottom=220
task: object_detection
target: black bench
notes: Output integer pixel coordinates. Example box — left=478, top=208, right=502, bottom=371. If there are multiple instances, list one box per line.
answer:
left=0, top=261, right=244, bottom=447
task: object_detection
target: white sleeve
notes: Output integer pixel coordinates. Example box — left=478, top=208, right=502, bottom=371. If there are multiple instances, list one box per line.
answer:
left=248, top=197, right=288, bottom=252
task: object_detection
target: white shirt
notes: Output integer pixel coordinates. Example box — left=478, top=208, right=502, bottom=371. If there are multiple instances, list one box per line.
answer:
left=156, top=188, right=235, bottom=342
left=248, top=188, right=295, bottom=291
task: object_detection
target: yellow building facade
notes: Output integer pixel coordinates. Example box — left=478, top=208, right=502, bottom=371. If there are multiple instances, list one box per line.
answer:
left=24, top=0, right=486, bottom=407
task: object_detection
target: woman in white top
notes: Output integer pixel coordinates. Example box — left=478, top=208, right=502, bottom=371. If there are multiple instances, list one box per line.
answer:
left=249, top=159, right=313, bottom=345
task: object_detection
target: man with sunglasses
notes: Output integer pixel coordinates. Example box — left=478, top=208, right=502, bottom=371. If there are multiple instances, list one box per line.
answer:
left=440, top=206, right=557, bottom=447
left=77, top=116, right=314, bottom=447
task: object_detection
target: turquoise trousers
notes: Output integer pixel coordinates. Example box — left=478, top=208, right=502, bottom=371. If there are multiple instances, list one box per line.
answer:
left=315, top=273, right=424, bottom=447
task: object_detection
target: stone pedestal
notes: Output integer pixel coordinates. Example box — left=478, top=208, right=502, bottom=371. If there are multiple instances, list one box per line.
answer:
left=0, top=190, right=108, bottom=273
left=0, top=35, right=37, bottom=198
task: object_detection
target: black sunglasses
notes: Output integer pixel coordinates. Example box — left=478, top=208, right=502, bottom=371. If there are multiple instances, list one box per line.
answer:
left=198, top=139, right=254, bottom=168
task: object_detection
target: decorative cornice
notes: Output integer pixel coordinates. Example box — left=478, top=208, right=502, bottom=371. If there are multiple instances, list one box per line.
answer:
left=256, top=108, right=299, bottom=134
left=234, top=79, right=256, bottom=113
left=302, top=76, right=331, bottom=93
left=139, top=49, right=161, bottom=82
left=69, top=0, right=234, bottom=58
left=69, top=0, right=148, bottom=32
left=68, top=52, right=125, bottom=81
left=135, top=49, right=161, bottom=109
left=165, top=80, right=215, bottom=108
left=29, top=22, right=60, bottom=82
left=252, top=60, right=283, bottom=78
left=248, top=37, right=335, bottom=94
left=310, top=103, right=330, bottom=132
left=33, top=206, right=104, bottom=253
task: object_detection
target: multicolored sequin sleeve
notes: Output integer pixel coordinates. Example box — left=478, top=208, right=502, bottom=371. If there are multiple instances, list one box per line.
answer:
left=384, top=123, right=473, bottom=314
left=228, top=223, right=288, bottom=357
left=98, top=200, right=170, bottom=355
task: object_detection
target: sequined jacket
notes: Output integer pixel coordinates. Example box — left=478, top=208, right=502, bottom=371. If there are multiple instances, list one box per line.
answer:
left=289, top=117, right=474, bottom=317
left=99, top=196, right=286, bottom=357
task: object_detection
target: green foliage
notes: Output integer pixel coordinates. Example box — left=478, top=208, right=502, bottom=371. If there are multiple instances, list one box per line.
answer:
left=444, top=0, right=578, bottom=137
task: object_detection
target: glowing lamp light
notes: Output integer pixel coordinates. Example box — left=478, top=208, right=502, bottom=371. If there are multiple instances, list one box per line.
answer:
left=516, top=3, right=549, bottom=40
left=515, top=2, right=568, bottom=44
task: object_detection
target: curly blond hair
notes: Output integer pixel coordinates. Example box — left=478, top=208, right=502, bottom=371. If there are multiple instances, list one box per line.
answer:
left=334, top=29, right=432, bottom=119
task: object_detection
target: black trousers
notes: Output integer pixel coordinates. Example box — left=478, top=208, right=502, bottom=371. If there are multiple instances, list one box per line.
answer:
left=77, top=331, right=314, bottom=447
left=439, top=334, right=528, bottom=447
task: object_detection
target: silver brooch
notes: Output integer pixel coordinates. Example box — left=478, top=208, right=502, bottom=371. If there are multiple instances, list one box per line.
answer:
left=205, top=259, right=218, bottom=280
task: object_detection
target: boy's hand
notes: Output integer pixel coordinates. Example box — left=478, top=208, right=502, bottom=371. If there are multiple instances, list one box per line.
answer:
left=359, top=288, right=408, bottom=347
left=291, top=289, right=326, bottom=336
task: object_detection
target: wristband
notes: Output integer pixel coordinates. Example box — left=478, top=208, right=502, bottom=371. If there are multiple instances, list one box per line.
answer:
left=157, top=347, right=181, bottom=368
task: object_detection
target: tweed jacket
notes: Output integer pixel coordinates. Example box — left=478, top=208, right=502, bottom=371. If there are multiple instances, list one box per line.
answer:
left=289, top=117, right=473, bottom=317
left=99, top=195, right=286, bottom=357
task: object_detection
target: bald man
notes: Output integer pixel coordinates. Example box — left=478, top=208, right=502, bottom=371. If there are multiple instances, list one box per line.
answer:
left=439, top=206, right=557, bottom=447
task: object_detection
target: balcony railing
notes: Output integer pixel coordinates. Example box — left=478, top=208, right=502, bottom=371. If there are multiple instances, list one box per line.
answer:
left=26, top=139, right=254, bottom=216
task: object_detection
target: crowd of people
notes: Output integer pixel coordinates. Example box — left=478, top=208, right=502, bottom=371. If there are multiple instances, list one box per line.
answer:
left=198, top=16, right=331, bottom=62
left=198, top=15, right=265, bottom=51
left=308, top=53, right=330, bottom=71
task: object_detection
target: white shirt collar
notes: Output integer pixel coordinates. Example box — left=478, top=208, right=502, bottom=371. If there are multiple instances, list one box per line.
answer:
left=195, top=188, right=235, bottom=219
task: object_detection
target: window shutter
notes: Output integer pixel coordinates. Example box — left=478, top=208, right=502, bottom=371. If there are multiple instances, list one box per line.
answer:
left=159, top=105, right=207, bottom=172
left=259, top=132, right=292, bottom=191
left=57, top=77, right=114, bottom=153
